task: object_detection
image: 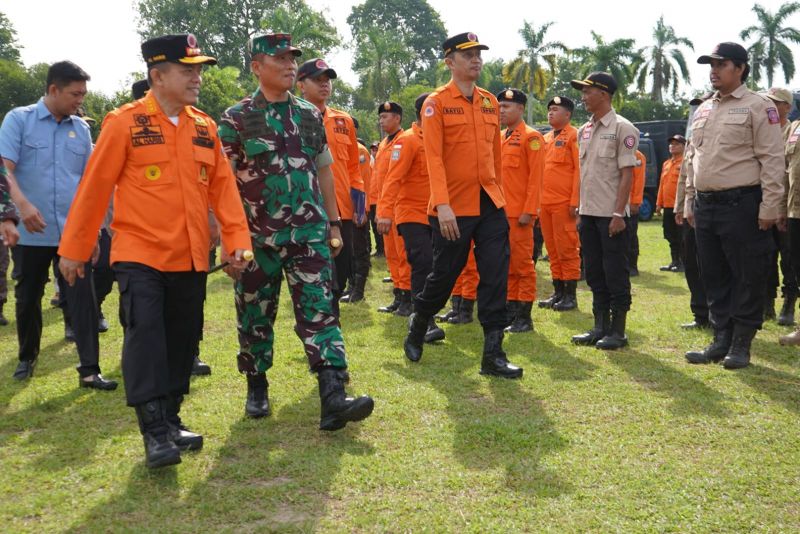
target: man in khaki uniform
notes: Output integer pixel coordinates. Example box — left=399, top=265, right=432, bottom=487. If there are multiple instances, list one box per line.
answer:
left=779, top=93, right=800, bottom=345
left=684, top=43, right=785, bottom=369
left=569, top=72, right=639, bottom=350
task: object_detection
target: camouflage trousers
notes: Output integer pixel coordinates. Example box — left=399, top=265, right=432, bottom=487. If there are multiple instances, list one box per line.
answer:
left=235, top=240, right=347, bottom=375
left=0, top=241, right=8, bottom=303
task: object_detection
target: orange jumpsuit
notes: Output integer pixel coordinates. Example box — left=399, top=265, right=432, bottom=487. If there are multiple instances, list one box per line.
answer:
left=322, top=108, right=363, bottom=221
left=631, top=151, right=646, bottom=206
left=374, top=129, right=411, bottom=291
left=501, top=121, right=544, bottom=301
left=656, top=155, right=682, bottom=209
left=358, top=143, right=372, bottom=207
left=541, top=125, right=581, bottom=281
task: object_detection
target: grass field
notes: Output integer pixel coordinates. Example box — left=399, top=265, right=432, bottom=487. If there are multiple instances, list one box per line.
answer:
left=1, top=220, right=799, bottom=533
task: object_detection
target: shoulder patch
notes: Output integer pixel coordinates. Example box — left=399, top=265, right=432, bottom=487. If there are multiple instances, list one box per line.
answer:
left=424, top=106, right=435, bottom=117
left=767, top=107, right=780, bottom=125
left=529, top=138, right=541, bottom=151
left=623, top=135, right=636, bottom=149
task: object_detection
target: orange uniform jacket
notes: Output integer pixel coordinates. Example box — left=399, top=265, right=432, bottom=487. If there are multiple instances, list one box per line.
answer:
left=656, top=155, right=683, bottom=209
left=542, top=125, right=580, bottom=207
left=372, top=129, right=404, bottom=206
left=421, top=80, right=504, bottom=216
left=630, top=150, right=646, bottom=205
left=378, top=123, right=430, bottom=226
left=323, top=108, right=364, bottom=220
left=358, top=142, right=372, bottom=206
left=500, top=122, right=544, bottom=217
left=57, top=94, right=250, bottom=271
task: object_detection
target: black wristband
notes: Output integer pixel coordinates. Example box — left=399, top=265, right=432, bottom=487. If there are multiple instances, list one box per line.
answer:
left=329, top=218, right=342, bottom=228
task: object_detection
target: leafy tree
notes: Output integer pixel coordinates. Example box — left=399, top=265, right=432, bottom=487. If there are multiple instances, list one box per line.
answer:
left=198, top=66, right=245, bottom=122
left=347, top=0, right=446, bottom=85
left=633, top=16, right=694, bottom=102
left=740, top=2, right=800, bottom=86
left=389, top=83, right=435, bottom=130
left=0, top=12, right=21, bottom=62
left=0, top=60, right=38, bottom=120
left=574, top=32, right=641, bottom=95
left=352, top=26, right=413, bottom=103
left=261, top=4, right=340, bottom=62
left=480, top=59, right=508, bottom=96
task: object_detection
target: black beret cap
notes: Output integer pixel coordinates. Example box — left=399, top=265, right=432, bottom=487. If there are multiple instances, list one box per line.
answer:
left=131, top=79, right=150, bottom=100
left=497, top=88, right=527, bottom=105
left=547, top=95, right=575, bottom=112
left=442, top=32, right=489, bottom=57
left=141, top=33, right=217, bottom=66
left=377, top=101, right=403, bottom=116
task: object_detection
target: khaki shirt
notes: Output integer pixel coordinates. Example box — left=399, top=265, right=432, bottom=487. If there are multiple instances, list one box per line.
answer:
left=577, top=109, right=639, bottom=217
left=785, top=120, right=800, bottom=218
left=675, top=142, right=693, bottom=214
left=686, top=84, right=785, bottom=220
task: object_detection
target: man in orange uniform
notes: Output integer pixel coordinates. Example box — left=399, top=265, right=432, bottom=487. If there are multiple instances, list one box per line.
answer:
left=378, top=93, right=446, bottom=343
left=404, top=32, right=522, bottom=378
left=57, top=34, right=252, bottom=468
left=628, top=149, right=646, bottom=276
left=367, top=142, right=383, bottom=257
left=442, top=248, right=478, bottom=324
left=374, top=102, right=413, bottom=315
left=497, top=88, right=544, bottom=333
left=341, top=120, right=373, bottom=303
left=296, top=58, right=366, bottom=308
left=539, top=96, right=580, bottom=311
left=655, top=134, right=686, bottom=272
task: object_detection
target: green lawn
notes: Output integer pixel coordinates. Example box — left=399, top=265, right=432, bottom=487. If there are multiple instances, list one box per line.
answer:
left=1, top=221, right=799, bottom=533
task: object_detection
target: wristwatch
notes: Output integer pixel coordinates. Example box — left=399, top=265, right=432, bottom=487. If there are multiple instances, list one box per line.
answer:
left=329, top=218, right=342, bottom=228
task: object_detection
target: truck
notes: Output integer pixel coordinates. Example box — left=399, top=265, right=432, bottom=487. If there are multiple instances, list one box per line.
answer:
left=632, top=120, right=687, bottom=221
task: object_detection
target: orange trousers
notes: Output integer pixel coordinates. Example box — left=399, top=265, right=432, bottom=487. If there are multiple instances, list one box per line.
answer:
left=384, top=227, right=411, bottom=291
left=507, top=218, right=537, bottom=301
left=540, top=203, right=581, bottom=281
left=451, top=245, right=478, bottom=300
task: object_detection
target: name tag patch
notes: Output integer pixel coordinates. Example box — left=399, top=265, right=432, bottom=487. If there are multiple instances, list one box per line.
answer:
left=130, top=125, right=165, bottom=147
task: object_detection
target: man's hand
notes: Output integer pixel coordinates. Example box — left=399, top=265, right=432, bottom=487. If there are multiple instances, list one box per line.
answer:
left=18, top=200, right=46, bottom=233
left=675, top=212, right=684, bottom=226
left=518, top=213, right=533, bottom=226
left=758, top=218, right=778, bottom=231
left=376, top=217, right=392, bottom=235
left=777, top=216, right=788, bottom=232
left=221, top=247, right=251, bottom=280
left=436, top=204, right=460, bottom=241
left=655, top=206, right=662, bottom=216
left=91, top=241, right=101, bottom=266
left=608, top=215, right=626, bottom=237
left=630, top=204, right=640, bottom=216
left=329, top=225, right=343, bottom=257
left=59, top=256, right=85, bottom=287
left=0, top=220, right=19, bottom=247
left=569, top=206, right=579, bottom=218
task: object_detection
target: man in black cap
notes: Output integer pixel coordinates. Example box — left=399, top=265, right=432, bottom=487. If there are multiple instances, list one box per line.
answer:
left=684, top=42, right=785, bottom=369
left=655, top=134, right=687, bottom=272
left=132, top=79, right=149, bottom=100
left=296, top=58, right=367, bottom=309
left=58, top=34, right=253, bottom=468
left=569, top=72, right=640, bottom=350
left=403, top=32, right=522, bottom=378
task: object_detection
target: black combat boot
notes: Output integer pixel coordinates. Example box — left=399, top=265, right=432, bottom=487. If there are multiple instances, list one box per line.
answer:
left=553, top=280, right=578, bottom=311
left=448, top=298, right=474, bottom=324
left=764, top=298, right=776, bottom=320
left=437, top=296, right=461, bottom=322
left=505, top=301, right=533, bottom=333
left=317, top=367, right=374, bottom=431
left=685, top=326, right=733, bottom=364
left=538, top=280, right=564, bottom=309
left=424, top=316, right=445, bottom=343
left=596, top=309, right=628, bottom=350
left=191, top=355, right=211, bottom=376
left=244, top=372, right=270, bottom=418
left=134, top=398, right=181, bottom=469
left=165, top=394, right=203, bottom=451
left=777, top=295, right=796, bottom=326
left=404, top=313, right=428, bottom=362
left=378, top=288, right=401, bottom=313
left=341, top=274, right=366, bottom=303
left=722, top=325, right=757, bottom=370
left=571, top=309, right=610, bottom=345
left=504, top=300, right=519, bottom=328
left=394, top=290, right=413, bottom=317
left=480, top=330, right=523, bottom=379
left=0, top=302, right=7, bottom=326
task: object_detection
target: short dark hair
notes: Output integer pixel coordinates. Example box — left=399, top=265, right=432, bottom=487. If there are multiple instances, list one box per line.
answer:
left=146, top=62, right=173, bottom=84
left=733, top=60, right=750, bottom=83
left=46, top=61, right=90, bottom=90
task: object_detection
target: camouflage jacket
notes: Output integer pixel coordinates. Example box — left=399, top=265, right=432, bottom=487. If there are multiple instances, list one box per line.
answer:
left=219, top=90, right=333, bottom=246
left=0, top=160, right=18, bottom=224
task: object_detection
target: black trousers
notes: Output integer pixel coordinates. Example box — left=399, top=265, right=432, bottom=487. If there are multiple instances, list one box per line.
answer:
left=397, top=222, right=433, bottom=297
left=332, top=220, right=355, bottom=300
left=368, top=205, right=383, bottom=255
left=414, top=190, right=509, bottom=332
left=114, top=262, right=206, bottom=406
left=766, top=226, right=797, bottom=299
left=532, top=219, right=543, bottom=261
left=93, top=228, right=115, bottom=310
left=579, top=215, right=632, bottom=312
left=11, top=245, right=101, bottom=377
left=662, top=208, right=681, bottom=264
left=680, top=222, right=709, bottom=321
left=628, top=214, right=640, bottom=270
left=787, top=218, right=800, bottom=300
left=351, top=222, right=371, bottom=280
left=694, top=187, right=773, bottom=331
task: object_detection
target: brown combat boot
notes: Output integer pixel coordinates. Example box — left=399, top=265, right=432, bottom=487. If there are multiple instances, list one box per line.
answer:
left=779, top=327, right=800, bottom=346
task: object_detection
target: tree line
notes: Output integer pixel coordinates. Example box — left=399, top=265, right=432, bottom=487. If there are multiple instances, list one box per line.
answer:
left=1, top=1, right=799, bottom=143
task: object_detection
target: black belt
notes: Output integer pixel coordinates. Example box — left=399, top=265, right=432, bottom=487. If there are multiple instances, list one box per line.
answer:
left=696, top=185, right=761, bottom=204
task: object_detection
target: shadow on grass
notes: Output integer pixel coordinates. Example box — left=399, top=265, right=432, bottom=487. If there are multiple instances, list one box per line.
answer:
left=734, top=362, right=800, bottom=415
left=387, top=341, right=572, bottom=499
left=510, top=334, right=598, bottom=382
left=629, top=270, right=687, bottom=296
left=606, top=348, right=732, bottom=418
left=67, top=388, right=375, bottom=532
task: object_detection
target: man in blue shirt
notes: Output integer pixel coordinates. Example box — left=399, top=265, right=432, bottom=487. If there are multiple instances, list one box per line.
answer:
left=0, top=61, right=116, bottom=389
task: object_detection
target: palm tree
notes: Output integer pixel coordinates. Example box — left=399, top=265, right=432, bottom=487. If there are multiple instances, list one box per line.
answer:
left=740, top=2, right=800, bottom=87
left=634, top=16, right=693, bottom=102
left=574, top=32, right=640, bottom=94
left=353, top=27, right=413, bottom=103
left=502, top=21, right=567, bottom=123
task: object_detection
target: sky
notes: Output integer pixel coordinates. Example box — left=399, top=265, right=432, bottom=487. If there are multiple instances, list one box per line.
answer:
left=4, top=0, right=799, bottom=97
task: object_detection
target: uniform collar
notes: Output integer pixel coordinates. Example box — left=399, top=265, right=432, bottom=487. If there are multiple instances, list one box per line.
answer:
left=251, top=87, right=298, bottom=108
left=412, top=122, right=422, bottom=136
left=446, top=78, right=477, bottom=101
left=593, top=108, right=616, bottom=127
left=36, top=98, right=73, bottom=122
left=715, top=84, right=749, bottom=101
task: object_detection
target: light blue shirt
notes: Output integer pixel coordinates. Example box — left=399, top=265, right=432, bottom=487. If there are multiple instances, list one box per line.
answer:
left=0, top=98, right=92, bottom=246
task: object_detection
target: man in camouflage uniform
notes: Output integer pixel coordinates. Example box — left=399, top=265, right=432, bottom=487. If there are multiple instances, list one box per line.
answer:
left=0, top=161, right=20, bottom=325
left=219, top=33, right=373, bottom=431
